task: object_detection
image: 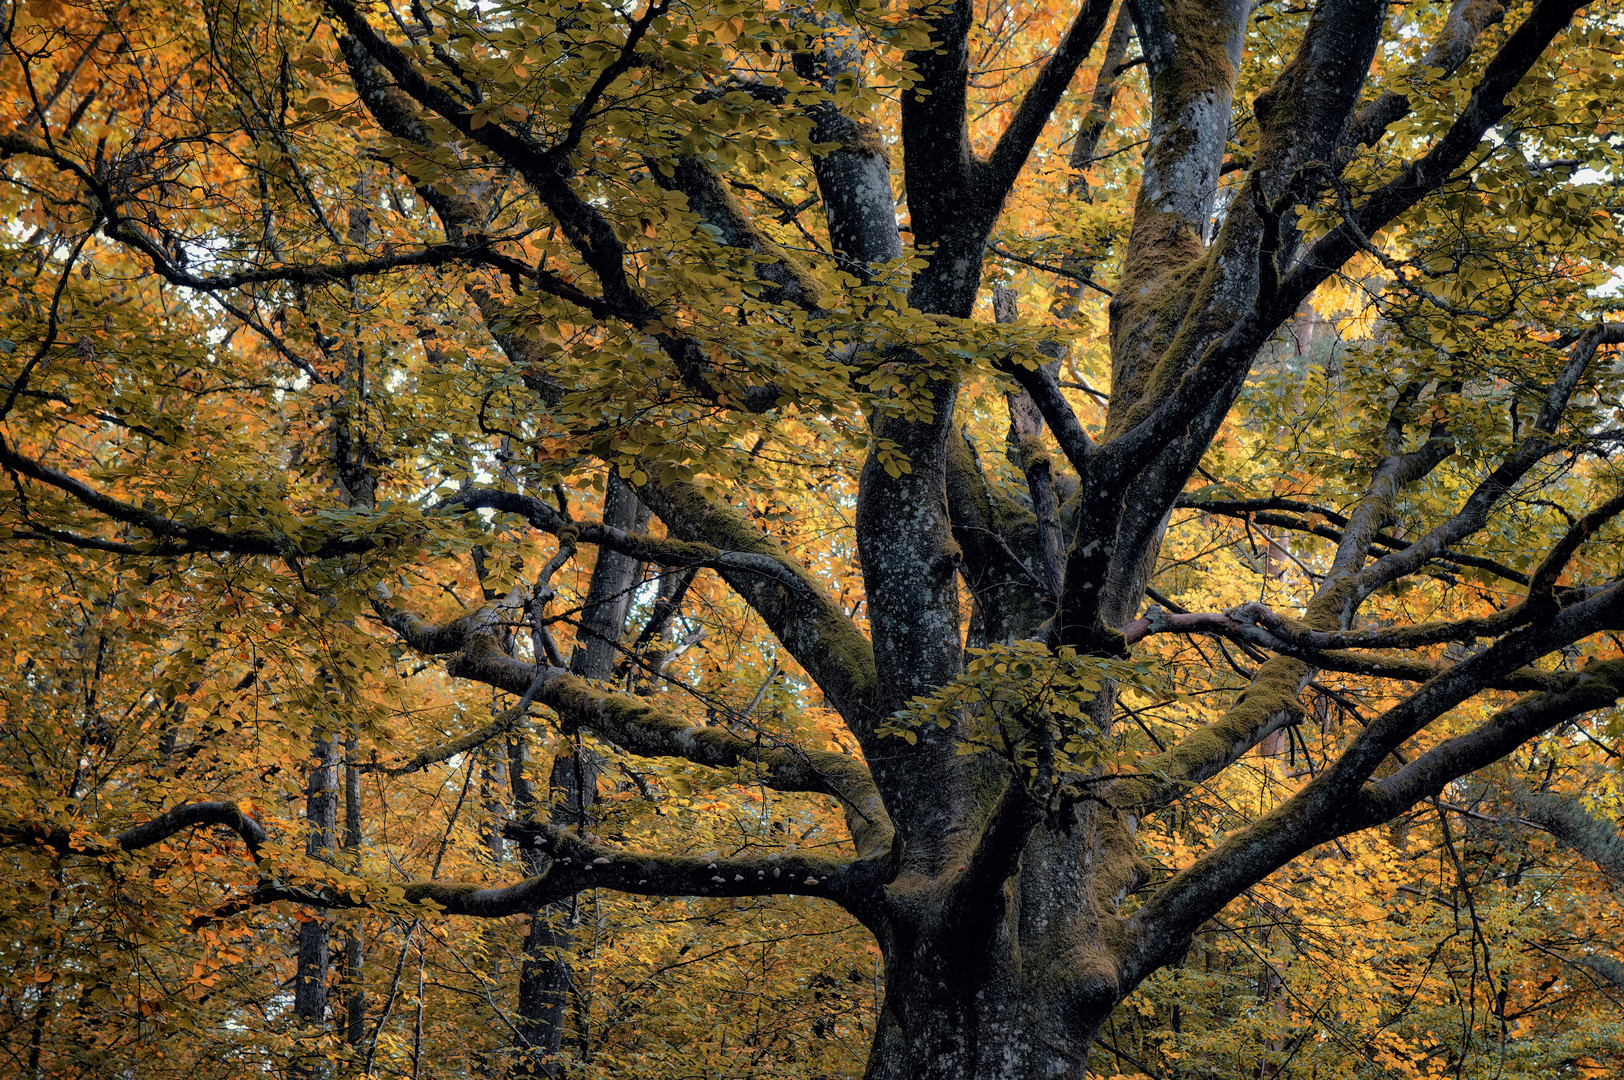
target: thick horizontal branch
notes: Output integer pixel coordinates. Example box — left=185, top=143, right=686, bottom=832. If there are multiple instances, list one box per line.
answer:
left=1506, top=786, right=1624, bottom=880
left=6, top=526, right=215, bottom=556
left=241, top=826, right=881, bottom=924
left=1, top=801, right=267, bottom=859
left=508, top=823, right=881, bottom=918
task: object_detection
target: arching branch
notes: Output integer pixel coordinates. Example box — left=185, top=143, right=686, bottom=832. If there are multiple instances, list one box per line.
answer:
left=373, top=591, right=894, bottom=856
left=230, top=828, right=883, bottom=925
left=2, top=801, right=268, bottom=859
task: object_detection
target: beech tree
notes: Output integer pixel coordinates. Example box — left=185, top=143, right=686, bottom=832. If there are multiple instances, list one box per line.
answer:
left=3, top=0, right=1624, bottom=1076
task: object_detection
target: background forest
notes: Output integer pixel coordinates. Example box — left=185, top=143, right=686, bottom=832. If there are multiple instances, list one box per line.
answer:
left=3, top=0, right=1624, bottom=1076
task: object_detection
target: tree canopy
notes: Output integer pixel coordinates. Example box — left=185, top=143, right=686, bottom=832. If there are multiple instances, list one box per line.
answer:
left=3, top=0, right=1624, bottom=1076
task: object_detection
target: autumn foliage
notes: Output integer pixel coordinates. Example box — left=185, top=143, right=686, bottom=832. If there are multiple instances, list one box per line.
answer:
left=3, top=0, right=1624, bottom=1077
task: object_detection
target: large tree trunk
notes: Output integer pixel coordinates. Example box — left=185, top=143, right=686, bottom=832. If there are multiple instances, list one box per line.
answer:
left=863, top=838, right=1142, bottom=1080
left=512, top=749, right=600, bottom=1077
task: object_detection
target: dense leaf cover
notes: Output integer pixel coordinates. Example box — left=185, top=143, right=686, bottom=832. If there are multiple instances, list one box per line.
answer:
left=2, top=0, right=1624, bottom=1076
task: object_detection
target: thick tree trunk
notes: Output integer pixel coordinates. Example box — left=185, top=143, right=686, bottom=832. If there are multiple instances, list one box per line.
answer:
left=863, top=882, right=1129, bottom=1080
left=507, top=730, right=563, bottom=1078
left=855, top=738, right=1148, bottom=1080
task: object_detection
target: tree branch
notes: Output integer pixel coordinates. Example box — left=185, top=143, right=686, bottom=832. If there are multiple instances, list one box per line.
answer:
left=984, top=0, right=1117, bottom=192
left=1, top=801, right=268, bottom=860
left=1342, top=0, right=1508, bottom=150
left=1360, top=659, right=1624, bottom=832
left=1118, top=605, right=1570, bottom=691
left=328, top=0, right=783, bottom=412
left=1121, top=630, right=1624, bottom=985
left=240, top=826, right=883, bottom=924
left=635, top=479, right=882, bottom=744
left=1274, top=0, right=1596, bottom=314
left=1350, top=325, right=1623, bottom=599
left=1504, top=784, right=1624, bottom=881
left=1174, top=497, right=1534, bottom=585
left=0, top=437, right=372, bottom=559
left=374, top=592, right=893, bottom=856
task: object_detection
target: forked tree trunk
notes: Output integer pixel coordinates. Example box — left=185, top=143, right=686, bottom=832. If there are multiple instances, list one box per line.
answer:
left=857, top=559, right=1159, bottom=1080
left=317, top=2, right=1623, bottom=1078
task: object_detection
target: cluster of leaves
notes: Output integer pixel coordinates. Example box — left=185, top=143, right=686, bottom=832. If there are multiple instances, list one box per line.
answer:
left=882, top=641, right=1167, bottom=788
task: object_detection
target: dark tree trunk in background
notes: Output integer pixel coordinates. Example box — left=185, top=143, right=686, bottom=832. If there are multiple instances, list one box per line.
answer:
left=510, top=478, right=639, bottom=1075
left=342, top=732, right=366, bottom=1048
left=294, top=733, right=339, bottom=1075
left=570, top=473, right=649, bottom=683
